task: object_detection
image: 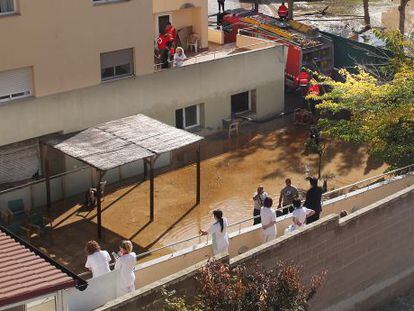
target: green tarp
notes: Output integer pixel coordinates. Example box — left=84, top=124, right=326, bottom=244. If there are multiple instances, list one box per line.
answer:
left=321, top=31, right=392, bottom=72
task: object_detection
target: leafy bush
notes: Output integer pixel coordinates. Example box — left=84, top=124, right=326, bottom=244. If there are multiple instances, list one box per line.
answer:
left=163, top=260, right=326, bottom=311
left=311, top=30, right=414, bottom=170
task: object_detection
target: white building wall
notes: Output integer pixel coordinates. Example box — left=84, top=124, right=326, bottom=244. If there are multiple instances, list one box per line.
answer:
left=0, top=46, right=285, bottom=148
left=0, top=45, right=285, bottom=205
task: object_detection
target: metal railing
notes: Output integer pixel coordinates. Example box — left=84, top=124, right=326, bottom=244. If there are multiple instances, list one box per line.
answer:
left=0, top=165, right=92, bottom=212
left=154, top=38, right=277, bottom=71
left=129, top=164, right=414, bottom=262
left=77, top=164, right=414, bottom=278
left=0, top=165, right=90, bottom=195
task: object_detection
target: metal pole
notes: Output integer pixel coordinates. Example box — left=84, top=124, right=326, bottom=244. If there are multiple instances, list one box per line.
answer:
left=96, top=170, right=103, bottom=239
left=42, top=144, right=52, bottom=211
left=196, top=144, right=201, bottom=205
left=149, top=158, right=154, bottom=221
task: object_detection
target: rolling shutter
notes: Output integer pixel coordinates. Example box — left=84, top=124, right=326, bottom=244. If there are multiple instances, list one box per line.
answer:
left=100, top=49, right=133, bottom=68
left=0, top=67, right=33, bottom=100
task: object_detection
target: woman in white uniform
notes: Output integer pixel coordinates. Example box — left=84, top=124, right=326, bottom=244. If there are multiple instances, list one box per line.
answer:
left=291, top=198, right=315, bottom=230
left=114, top=240, right=136, bottom=295
left=200, top=209, right=229, bottom=255
left=84, top=240, right=111, bottom=278
left=260, top=197, right=277, bottom=243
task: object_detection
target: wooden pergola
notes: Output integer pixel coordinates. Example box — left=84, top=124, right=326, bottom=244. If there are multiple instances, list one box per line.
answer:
left=41, top=114, right=203, bottom=239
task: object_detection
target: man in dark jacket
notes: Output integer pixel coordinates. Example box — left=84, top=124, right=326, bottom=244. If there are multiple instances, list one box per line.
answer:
left=304, top=177, right=323, bottom=224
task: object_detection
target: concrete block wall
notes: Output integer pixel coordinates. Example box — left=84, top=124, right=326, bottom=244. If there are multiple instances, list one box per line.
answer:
left=233, top=185, right=414, bottom=311
left=96, top=185, right=414, bottom=311
left=128, top=173, right=414, bottom=291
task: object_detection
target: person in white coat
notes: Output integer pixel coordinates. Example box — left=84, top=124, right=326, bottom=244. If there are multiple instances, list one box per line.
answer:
left=260, top=197, right=277, bottom=243
left=291, top=198, right=315, bottom=230
left=84, top=240, right=111, bottom=278
left=114, top=240, right=136, bottom=295
left=200, top=209, right=229, bottom=255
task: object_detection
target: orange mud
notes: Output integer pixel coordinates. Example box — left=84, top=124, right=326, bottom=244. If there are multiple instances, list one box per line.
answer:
left=31, top=118, right=387, bottom=274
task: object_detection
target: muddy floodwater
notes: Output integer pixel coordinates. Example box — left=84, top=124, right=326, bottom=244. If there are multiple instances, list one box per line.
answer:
left=209, top=0, right=414, bottom=38
left=28, top=0, right=412, bottom=276
left=34, top=119, right=387, bottom=273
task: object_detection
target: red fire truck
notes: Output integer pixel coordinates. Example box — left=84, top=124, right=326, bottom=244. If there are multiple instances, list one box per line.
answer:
left=219, top=8, right=334, bottom=88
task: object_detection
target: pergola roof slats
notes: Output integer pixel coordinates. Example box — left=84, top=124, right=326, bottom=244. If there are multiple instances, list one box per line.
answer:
left=45, top=114, right=203, bottom=172
left=42, top=114, right=203, bottom=239
left=81, top=145, right=153, bottom=171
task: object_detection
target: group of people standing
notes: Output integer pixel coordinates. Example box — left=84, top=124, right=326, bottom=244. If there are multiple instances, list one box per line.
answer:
left=252, top=177, right=323, bottom=239
left=198, top=177, right=324, bottom=256
left=85, top=240, right=136, bottom=294
left=254, top=177, right=323, bottom=222
left=83, top=178, right=323, bottom=293
left=157, top=22, right=187, bottom=69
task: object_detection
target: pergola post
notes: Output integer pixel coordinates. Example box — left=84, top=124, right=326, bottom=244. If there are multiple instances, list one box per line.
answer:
left=149, top=158, right=155, bottom=222
left=143, top=160, right=148, bottom=181
left=196, top=144, right=201, bottom=205
left=41, top=144, right=52, bottom=212
left=96, top=170, right=103, bottom=240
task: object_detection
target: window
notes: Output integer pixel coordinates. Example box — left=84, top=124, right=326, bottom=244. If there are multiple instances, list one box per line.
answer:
left=231, top=91, right=250, bottom=114
left=176, top=105, right=200, bottom=130
left=100, top=48, right=134, bottom=81
left=27, top=295, right=56, bottom=311
left=0, top=67, right=33, bottom=104
left=92, top=0, right=126, bottom=4
left=157, top=14, right=171, bottom=35
left=0, top=0, right=15, bottom=15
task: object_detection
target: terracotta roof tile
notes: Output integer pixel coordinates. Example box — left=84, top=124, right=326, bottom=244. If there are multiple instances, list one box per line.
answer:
left=0, top=229, right=76, bottom=307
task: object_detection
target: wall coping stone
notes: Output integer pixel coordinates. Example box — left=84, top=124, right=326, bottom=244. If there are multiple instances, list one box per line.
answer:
left=96, top=254, right=229, bottom=311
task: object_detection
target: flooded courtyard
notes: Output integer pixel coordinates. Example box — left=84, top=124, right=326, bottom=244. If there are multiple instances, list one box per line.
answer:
left=32, top=118, right=387, bottom=274
left=23, top=0, right=412, bottom=277
left=22, top=0, right=413, bottom=277
left=208, top=0, right=414, bottom=39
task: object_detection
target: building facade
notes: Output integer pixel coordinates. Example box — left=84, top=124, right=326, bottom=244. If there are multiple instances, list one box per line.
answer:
left=0, top=0, right=285, bottom=190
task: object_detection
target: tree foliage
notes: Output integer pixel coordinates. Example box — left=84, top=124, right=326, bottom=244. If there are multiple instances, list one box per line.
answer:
left=163, top=260, right=326, bottom=311
left=309, top=30, right=414, bottom=169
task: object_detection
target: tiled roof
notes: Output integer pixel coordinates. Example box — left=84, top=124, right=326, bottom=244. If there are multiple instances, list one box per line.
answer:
left=0, top=229, right=76, bottom=307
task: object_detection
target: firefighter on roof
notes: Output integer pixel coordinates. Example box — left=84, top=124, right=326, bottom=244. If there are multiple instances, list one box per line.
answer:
left=165, top=22, right=177, bottom=45
left=278, top=2, right=288, bottom=20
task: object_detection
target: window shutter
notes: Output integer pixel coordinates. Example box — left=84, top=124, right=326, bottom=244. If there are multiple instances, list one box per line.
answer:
left=0, top=67, right=33, bottom=98
left=175, top=109, right=184, bottom=129
left=101, top=49, right=133, bottom=68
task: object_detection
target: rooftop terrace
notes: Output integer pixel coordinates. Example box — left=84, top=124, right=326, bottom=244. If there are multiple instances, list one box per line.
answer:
left=155, top=33, right=279, bottom=70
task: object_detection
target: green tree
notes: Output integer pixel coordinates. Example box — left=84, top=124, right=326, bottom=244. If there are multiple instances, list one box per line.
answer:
left=309, top=30, right=414, bottom=169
